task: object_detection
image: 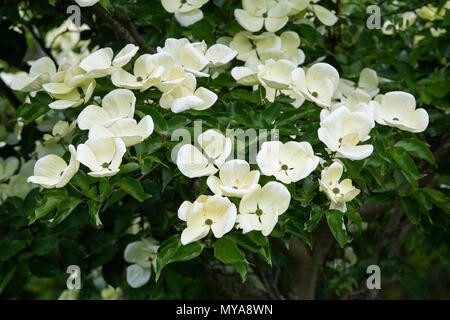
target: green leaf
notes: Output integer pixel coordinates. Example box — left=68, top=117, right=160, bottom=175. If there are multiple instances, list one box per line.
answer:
left=395, top=138, right=437, bottom=167
left=155, top=234, right=205, bottom=281
left=304, top=205, right=324, bottom=232
left=391, top=147, right=421, bottom=188
left=99, top=178, right=112, bottom=202
left=46, top=197, right=83, bottom=227
left=13, top=93, right=51, bottom=125
left=400, top=197, right=420, bottom=224
left=344, top=204, right=363, bottom=230
left=0, top=239, right=28, bottom=262
left=88, top=200, right=103, bottom=228
left=213, top=237, right=247, bottom=264
left=31, top=189, right=67, bottom=224
left=114, top=176, right=150, bottom=202
left=325, top=210, right=351, bottom=248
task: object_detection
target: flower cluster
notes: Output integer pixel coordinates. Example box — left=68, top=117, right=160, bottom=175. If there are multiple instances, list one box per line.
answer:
left=175, top=130, right=322, bottom=244
left=9, top=30, right=236, bottom=189
left=234, top=0, right=338, bottom=33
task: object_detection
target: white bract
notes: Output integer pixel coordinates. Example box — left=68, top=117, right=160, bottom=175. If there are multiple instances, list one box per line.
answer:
left=178, top=195, right=237, bottom=245
left=77, top=89, right=136, bottom=130
left=318, top=107, right=374, bottom=160
left=158, top=38, right=210, bottom=77
left=319, top=162, right=360, bottom=213
left=339, top=68, right=379, bottom=98
left=207, top=159, right=260, bottom=198
left=230, top=31, right=281, bottom=62
left=43, top=79, right=96, bottom=110
left=257, top=141, right=320, bottom=184
left=88, top=115, right=154, bottom=147
left=176, top=130, right=232, bottom=178
left=373, top=91, right=429, bottom=133
left=161, top=0, right=209, bottom=26
left=76, top=137, right=126, bottom=177
left=124, top=238, right=159, bottom=288
left=10, top=57, right=57, bottom=92
left=159, top=73, right=217, bottom=113
left=79, top=44, right=139, bottom=78
left=74, top=0, right=99, bottom=7
left=258, top=59, right=296, bottom=89
left=235, top=0, right=292, bottom=32
left=291, top=63, right=340, bottom=108
left=112, top=52, right=185, bottom=92
left=27, top=145, right=79, bottom=188
left=231, top=57, right=261, bottom=86
left=205, top=44, right=238, bottom=67
left=237, top=181, right=290, bottom=236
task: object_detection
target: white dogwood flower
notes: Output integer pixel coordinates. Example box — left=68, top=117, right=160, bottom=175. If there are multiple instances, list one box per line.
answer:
left=88, top=115, right=154, bottom=147
left=291, top=63, right=340, bottom=108
left=161, top=0, right=209, bottom=26
left=158, top=38, right=209, bottom=77
left=207, top=159, right=260, bottom=198
left=77, top=89, right=136, bottom=130
left=235, top=0, right=292, bottom=32
left=373, top=91, right=429, bottom=133
left=79, top=44, right=139, bottom=78
left=43, top=79, right=96, bottom=110
left=176, top=129, right=232, bottom=178
left=230, top=31, right=281, bottom=62
left=112, top=52, right=185, bottom=92
left=257, top=141, right=320, bottom=184
left=322, top=89, right=376, bottom=126
left=319, top=162, right=360, bottom=213
left=27, top=144, right=79, bottom=188
left=77, top=137, right=126, bottom=177
left=124, top=238, right=159, bottom=288
left=178, top=194, right=237, bottom=245
left=10, top=57, right=57, bottom=92
left=236, top=181, right=290, bottom=236
left=318, top=107, right=374, bottom=160
left=159, top=73, right=217, bottom=113
left=258, top=59, right=296, bottom=89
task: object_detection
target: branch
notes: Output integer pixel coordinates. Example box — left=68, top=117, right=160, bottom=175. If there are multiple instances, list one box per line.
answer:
left=89, top=4, right=155, bottom=54
left=26, top=25, right=58, bottom=67
left=0, top=77, right=21, bottom=108
left=110, top=8, right=156, bottom=54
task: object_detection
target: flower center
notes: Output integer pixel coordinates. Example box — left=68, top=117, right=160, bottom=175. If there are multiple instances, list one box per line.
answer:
left=392, top=117, right=399, bottom=121
left=255, top=208, right=263, bottom=216
left=311, top=91, right=318, bottom=97
left=281, top=164, right=289, bottom=171
left=102, top=162, right=109, bottom=169
left=333, top=187, right=340, bottom=194
left=136, top=76, right=143, bottom=82
left=205, top=218, right=213, bottom=226
left=262, top=13, right=268, bottom=18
